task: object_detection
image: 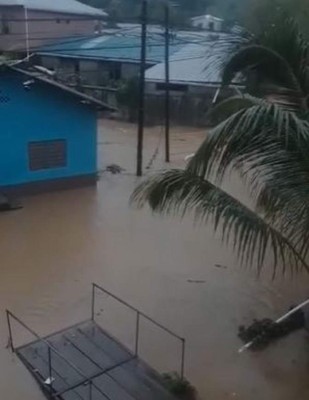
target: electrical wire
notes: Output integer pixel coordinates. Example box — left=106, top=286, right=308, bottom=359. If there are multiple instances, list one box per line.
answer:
left=24, top=37, right=230, bottom=53
left=3, top=25, right=237, bottom=69
left=146, top=125, right=164, bottom=170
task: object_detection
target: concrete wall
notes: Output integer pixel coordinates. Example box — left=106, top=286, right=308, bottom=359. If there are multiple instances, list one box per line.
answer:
left=0, top=70, right=97, bottom=188
left=0, top=6, right=100, bottom=52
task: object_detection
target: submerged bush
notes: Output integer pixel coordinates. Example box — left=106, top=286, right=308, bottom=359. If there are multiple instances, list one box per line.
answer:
left=162, top=372, right=197, bottom=400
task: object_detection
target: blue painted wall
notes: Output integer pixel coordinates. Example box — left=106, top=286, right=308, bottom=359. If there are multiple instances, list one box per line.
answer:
left=0, top=70, right=97, bottom=187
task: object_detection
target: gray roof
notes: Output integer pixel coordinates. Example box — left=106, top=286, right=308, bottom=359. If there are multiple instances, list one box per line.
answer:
left=146, top=39, right=242, bottom=86
left=0, top=0, right=107, bottom=17
left=37, top=25, right=216, bottom=64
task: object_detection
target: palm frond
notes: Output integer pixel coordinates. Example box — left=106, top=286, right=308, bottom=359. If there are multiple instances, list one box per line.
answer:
left=131, top=170, right=309, bottom=275
left=206, top=94, right=261, bottom=125
left=132, top=14, right=309, bottom=277
left=203, top=28, right=253, bottom=80
left=258, top=16, right=309, bottom=95
left=222, top=45, right=301, bottom=93
left=251, top=144, right=309, bottom=256
left=256, top=183, right=309, bottom=257
left=188, top=103, right=309, bottom=182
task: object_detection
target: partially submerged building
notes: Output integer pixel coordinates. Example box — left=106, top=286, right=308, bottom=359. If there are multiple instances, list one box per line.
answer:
left=0, top=65, right=113, bottom=194
left=145, top=40, right=243, bottom=125
left=36, top=30, right=185, bottom=86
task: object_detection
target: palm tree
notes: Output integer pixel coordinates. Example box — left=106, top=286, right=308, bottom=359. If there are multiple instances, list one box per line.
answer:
left=132, top=16, right=309, bottom=275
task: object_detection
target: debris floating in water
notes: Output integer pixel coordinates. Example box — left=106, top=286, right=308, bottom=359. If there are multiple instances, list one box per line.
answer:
left=44, top=377, right=55, bottom=385
left=105, top=164, right=125, bottom=174
left=214, top=264, right=228, bottom=270
left=0, top=193, right=22, bottom=212
left=238, top=307, right=306, bottom=352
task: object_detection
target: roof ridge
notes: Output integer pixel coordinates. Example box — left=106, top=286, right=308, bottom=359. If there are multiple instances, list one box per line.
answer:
left=8, top=65, right=115, bottom=111
left=0, top=0, right=107, bottom=17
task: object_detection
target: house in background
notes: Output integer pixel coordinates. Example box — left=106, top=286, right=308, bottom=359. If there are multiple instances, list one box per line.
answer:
left=190, top=14, right=224, bottom=31
left=36, top=29, right=185, bottom=86
left=0, top=65, right=112, bottom=194
left=35, top=27, right=186, bottom=106
left=0, top=0, right=107, bottom=52
left=35, top=26, right=215, bottom=107
left=145, top=40, right=242, bottom=125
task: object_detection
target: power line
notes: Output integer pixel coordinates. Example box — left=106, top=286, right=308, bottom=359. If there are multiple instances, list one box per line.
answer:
left=26, top=37, right=222, bottom=53
left=2, top=33, right=231, bottom=57
left=12, top=49, right=216, bottom=65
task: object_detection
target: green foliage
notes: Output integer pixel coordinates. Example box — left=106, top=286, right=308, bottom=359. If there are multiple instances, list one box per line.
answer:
left=131, top=14, right=309, bottom=275
left=162, top=373, right=197, bottom=400
left=82, top=0, right=220, bottom=26
left=116, top=78, right=139, bottom=121
left=116, top=77, right=139, bottom=107
left=237, top=0, right=309, bottom=36
left=82, top=0, right=309, bottom=33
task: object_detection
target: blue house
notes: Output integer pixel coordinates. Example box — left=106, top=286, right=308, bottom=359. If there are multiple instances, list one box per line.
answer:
left=0, top=65, right=112, bottom=194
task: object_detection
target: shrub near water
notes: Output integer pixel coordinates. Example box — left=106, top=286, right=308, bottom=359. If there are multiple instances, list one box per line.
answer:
left=162, top=373, right=197, bottom=400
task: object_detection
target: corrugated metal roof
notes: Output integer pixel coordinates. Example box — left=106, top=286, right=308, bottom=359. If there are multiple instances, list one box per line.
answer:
left=145, top=41, right=241, bottom=86
left=0, top=0, right=106, bottom=17
left=37, top=33, right=185, bottom=64
left=9, top=65, right=114, bottom=110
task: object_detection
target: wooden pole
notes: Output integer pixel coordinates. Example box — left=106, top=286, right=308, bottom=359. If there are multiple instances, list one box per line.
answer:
left=136, top=0, right=148, bottom=176
left=165, top=3, right=170, bottom=162
left=164, top=3, right=170, bottom=162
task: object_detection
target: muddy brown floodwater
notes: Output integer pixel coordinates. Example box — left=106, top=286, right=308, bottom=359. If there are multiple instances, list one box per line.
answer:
left=0, top=120, right=309, bottom=400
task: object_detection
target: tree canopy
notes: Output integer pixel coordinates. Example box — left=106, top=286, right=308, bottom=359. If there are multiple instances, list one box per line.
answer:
left=82, top=0, right=309, bottom=33
left=131, top=14, right=309, bottom=276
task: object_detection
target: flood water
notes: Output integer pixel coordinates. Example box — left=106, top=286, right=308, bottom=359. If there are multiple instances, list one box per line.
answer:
left=0, top=120, right=309, bottom=400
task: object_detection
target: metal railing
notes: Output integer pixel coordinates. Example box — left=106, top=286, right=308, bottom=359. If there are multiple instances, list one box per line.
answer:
left=91, top=283, right=186, bottom=378
left=6, top=310, right=125, bottom=400
left=6, top=282, right=186, bottom=400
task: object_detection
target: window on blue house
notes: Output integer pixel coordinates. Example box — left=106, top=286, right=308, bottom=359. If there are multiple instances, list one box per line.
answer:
left=28, top=140, right=67, bottom=171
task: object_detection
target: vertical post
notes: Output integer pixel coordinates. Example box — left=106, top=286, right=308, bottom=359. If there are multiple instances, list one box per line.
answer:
left=212, top=87, right=220, bottom=106
left=136, top=0, right=148, bottom=177
left=164, top=2, right=170, bottom=163
left=91, top=283, right=95, bottom=321
left=24, top=6, right=30, bottom=60
left=180, top=338, right=185, bottom=379
left=48, top=347, right=53, bottom=396
left=135, top=311, right=140, bottom=356
left=6, top=310, right=14, bottom=352
left=89, top=381, right=93, bottom=400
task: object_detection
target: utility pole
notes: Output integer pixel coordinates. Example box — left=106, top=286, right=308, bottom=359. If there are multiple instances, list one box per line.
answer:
left=164, top=2, right=170, bottom=162
left=136, top=0, right=148, bottom=177
left=24, top=6, right=30, bottom=60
